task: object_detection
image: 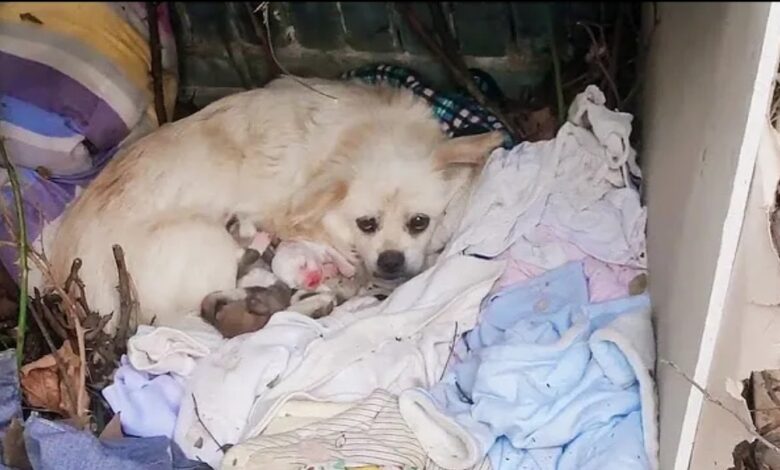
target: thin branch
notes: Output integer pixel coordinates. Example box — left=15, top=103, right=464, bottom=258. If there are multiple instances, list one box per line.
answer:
left=659, top=358, right=780, bottom=456
left=146, top=2, right=167, bottom=125
left=0, top=196, right=87, bottom=418
left=63, top=258, right=82, bottom=296
left=112, top=245, right=134, bottom=353
left=245, top=1, right=281, bottom=79
left=427, top=3, right=459, bottom=62
left=62, top=258, right=89, bottom=323
left=254, top=2, right=339, bottom=101
left=0, top=137, right=29, bottom=366
left=439, top=322, right=459, bottom=381
left=546, top=6, right=565, bottom=124
left=601, top=4, right=626, bottom=110
left=395, top=2, right=522, bottom=141
left=577, top=21, right=621, bottom=109
left=22, top=247, right=88, bottom=418
left=34, top=288, right=68, bottom=341
left=192, top=393, right=233, bottom=453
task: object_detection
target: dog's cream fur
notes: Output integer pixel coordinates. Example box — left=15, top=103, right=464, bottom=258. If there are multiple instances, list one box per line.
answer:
left=47, top=76, right=503, bottom=331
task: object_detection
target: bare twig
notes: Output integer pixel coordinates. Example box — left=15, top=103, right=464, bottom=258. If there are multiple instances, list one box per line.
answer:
left=604, top=4, right=626, bottom=110
left=577, top=21, right=621, bottom=109
left=395, top=2, right=522, bottom=141
left=427, top=3, right=459, bottom=62
left=72, top=309, right=87, bottom=416
left=545, top=6, right=565, bottom=124
left=63, top=258, right=89, bottom=322
left=245, top=1, right=282, bottom=79
left=0, top=137, right=29, bottom=366
left=439, top=322, right=459, bottom=381
left=0, top=198, right=88, bottom=417
left=146, top=2, right=167, bottom=125
left=63, top=258, right=81, bottom=293
left=34, top=288, right=67, bottom=341
left=563, top=72, right=592, bottom=90
left=660, top=358, right=780, bottom=456
left=254, top=2, right=339, bottom=101
left=192, top=393, right=233, bottom=453
left=112, top=245, right=134, bottom=352
left=24, top=250, right=88, bottom=418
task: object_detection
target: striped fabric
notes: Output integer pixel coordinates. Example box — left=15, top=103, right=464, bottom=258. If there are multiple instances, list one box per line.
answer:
left=222, top=389, right=491, bottom=470
left=0, top=2, right=178, bottom=280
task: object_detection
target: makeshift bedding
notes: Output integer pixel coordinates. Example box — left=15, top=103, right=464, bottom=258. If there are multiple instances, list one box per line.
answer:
left=0, top=2, right=178, bottom=280
left=97, top=84, right=656, bottom=470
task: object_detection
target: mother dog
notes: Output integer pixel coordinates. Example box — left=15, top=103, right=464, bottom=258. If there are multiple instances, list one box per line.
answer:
left=47, top=76, right=503, bottom=332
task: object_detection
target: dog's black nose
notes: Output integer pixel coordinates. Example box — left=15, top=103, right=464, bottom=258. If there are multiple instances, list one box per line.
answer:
left=377, top=250, right=405, bottom=275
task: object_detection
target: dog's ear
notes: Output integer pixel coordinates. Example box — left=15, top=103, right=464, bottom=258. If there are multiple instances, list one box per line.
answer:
left=432, top=131, right=504, bottom=170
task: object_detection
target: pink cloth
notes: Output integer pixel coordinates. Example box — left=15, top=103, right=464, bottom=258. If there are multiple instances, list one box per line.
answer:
left=494, top=225, right=643, bottom=303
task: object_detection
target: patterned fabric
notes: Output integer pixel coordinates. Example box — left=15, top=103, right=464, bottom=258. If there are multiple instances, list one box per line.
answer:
left=341, top=64, right=516, bottom=148
left=223, top=389, right=491, bottom=470
left=0, top=2, right=178, bottom=280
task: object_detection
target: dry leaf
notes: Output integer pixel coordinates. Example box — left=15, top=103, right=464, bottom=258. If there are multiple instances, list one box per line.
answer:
left=20, top=355, right=60, bottom=412
left=2, top=419, right=31, bottom=469
left=99, top=413, right=124, bottom=441
left=20, top=342, right=88, bottom=416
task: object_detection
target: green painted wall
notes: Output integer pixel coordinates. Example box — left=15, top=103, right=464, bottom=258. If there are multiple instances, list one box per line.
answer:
left=170, top=2, right=618, bottom=108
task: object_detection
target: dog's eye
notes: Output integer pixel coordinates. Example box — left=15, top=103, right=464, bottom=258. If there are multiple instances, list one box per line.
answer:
left=356, top=217, right=378, bottom=234
left=407, top=214, right=430, bottom=234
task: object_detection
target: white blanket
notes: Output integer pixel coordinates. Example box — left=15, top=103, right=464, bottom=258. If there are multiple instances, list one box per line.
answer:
left=173, top=255, right=504, bottom=467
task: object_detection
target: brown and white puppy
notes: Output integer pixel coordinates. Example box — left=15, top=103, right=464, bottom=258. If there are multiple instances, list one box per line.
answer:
left=201, top=221, right=367, bottom=338
left=46, top=76, right=503, bottom=332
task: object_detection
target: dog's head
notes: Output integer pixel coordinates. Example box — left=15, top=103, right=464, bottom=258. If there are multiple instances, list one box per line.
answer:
left=281, top=84, right=504, bottom=284
left=319, top=126, right=503, bottom=283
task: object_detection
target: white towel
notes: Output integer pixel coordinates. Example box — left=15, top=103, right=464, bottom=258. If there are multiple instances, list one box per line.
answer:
left=127, top=315, right=225, bottom=377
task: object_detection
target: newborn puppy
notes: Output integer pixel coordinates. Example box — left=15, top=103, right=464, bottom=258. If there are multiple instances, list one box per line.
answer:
left=202, top=217, right=382, bottom=338
left=201, top=282, right=292, bottom=339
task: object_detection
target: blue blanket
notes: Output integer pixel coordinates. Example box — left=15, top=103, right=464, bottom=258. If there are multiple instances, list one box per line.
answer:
left=399, top=261, right=654, bottom=470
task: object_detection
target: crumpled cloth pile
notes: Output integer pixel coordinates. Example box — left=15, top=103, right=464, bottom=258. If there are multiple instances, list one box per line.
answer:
left=101, top=83, right=656, bottom=470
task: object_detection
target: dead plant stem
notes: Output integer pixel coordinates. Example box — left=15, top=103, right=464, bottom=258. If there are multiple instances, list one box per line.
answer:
left=0, top=138, right=28, bottom=366
left=546, top=6, right=566, bottom=124
left=146, top=2, right=167, bottom=125
left=659, top=358, right=780, bottom=457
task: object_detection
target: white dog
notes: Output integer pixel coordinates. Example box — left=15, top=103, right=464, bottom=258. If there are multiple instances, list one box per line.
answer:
left=47, top=76, right=503, bottom=331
